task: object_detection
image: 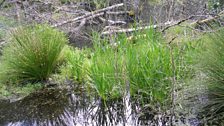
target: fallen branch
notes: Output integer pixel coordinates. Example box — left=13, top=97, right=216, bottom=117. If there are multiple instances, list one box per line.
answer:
left=106, top=11, right=129, bottom=15
left=101, top=25, right=157, bottom=35
left=52, top=3, right=124, bottom=27
left=161, top=16, right=193, bottom=32
left=99, top=17, right=126, bottom=25
left=191, top=10, right=224, bottom=26
left=73, top=19, right=86, bottom=32
left=101, top=19, right=187, bottom=35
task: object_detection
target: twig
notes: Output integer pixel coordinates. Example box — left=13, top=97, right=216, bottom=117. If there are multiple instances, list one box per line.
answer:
left=161, top=16, right=193, bottom=32
left=99, top=17, right=126, bottom=25
left=101, top=16, right=194, bottom=35
left=0, top=39, right=6, bottom=46
left=52, top=3, right=124, bottom=27
left=167, top=36, right=177, bottom=44
left=73, top=19, right=86, bottom=32
left=191, top=10, right=224, bottom=26
left=106, top=11, right=129, bottom=15
left=71, top=12, right=105, bottom=30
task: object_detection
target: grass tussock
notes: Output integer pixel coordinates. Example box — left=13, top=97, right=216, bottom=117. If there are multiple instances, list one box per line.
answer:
left=0, top=24, right=68, bottom=84
left=90, top=33, right=125, bottom=100
left=60, top=46, right=91, bottom=84
left=89, top=29, right=180, bottom=105
left=126, top=30, right=173, bottom=104
left=199, top=29, right=224, bottom=121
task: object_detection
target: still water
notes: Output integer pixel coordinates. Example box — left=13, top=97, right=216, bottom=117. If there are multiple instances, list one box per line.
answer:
left=0, top=87, right=202, bottom=126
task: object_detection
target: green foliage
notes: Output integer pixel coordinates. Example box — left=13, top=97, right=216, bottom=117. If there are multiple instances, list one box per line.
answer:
left=199, top=29, right=224, bottom=122
left=125, top=29, right=173, bottom=104
left=60, top=46, right=91, bottom=83
left=89, top=29, right=179, bottom=106
left=0, top=83, right=42, bottom=99
left=208, top=0, right=224, bottom=11
left=0, top=24, right=68, bottom=84
left=90, top=33, right=125, bottom=100
left=91, top=0, right=108, bottom=9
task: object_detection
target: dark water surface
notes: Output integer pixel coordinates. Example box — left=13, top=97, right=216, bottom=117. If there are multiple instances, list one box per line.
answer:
left=0, top=88, right=165, bottom=126
left=0, top=87, right=203, bottom=126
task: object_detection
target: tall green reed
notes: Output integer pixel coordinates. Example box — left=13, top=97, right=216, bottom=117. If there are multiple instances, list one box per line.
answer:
left=90, top=28, right=177, bottom=106
left=60, top=46, right=91, bottom=83
left=90, top=33, right=125, bottom=100
left=125, top=29, right=173, bottom=105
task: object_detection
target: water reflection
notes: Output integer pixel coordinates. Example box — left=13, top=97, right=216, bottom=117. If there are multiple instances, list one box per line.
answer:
left=0, top=88, right=169, bottom=126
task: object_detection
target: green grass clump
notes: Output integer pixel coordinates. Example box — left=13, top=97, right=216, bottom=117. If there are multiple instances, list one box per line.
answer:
left=125, top=30, right=173, bottom=104
left=90, top=33, right=125, bottom=100
left=60, top=46, right=91, bottom=83
left=90, top=29, right=178, bottom=105
left=199, top=29, right=224, bottom=121
left=0, top=24, right=68, bottom=84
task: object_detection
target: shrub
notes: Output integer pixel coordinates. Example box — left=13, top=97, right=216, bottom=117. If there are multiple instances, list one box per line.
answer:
left=0, top=24, right=68, bottom=84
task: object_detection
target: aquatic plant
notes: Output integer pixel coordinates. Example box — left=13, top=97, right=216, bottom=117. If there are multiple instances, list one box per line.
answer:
left=60, top=46, right=91, bottom=83
left=89, top=29, right=179, bottom=106
left=0, top=24, right=68, bottom=84
left=90, top=33, right=125, bottom=100
left=125, top=29, right=173, bottom=105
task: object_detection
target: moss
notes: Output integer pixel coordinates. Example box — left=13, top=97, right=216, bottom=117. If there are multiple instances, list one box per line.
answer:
left=0, top=83, right=42, bottom=100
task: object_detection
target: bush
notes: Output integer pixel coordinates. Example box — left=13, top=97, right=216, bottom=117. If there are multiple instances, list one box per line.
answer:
left=0, top=25, right=68, bottom=84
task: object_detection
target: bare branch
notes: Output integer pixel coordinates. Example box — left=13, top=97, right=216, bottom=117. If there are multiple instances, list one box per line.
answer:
left=52, top=3, right=124, bottom=28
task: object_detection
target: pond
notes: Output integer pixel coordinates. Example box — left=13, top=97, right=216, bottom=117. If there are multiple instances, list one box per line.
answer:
left=0, top=87, right=202, bottom=126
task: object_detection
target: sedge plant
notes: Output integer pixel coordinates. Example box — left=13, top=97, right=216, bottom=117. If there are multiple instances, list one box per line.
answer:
left=60, top=46, right=91, bottom=83
left=0, top=24, right=68, bottom=84
left=90, top=29, right=177, bottom=106
left=125, top=29, right=173, bottom=106
left=90, top=32, right=125, bottom=100
left=199, top=29, right=224, bottom=122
